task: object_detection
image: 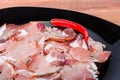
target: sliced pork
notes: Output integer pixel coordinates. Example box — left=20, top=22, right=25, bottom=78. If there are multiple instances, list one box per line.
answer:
left=0, top=21, right=111, bottom=80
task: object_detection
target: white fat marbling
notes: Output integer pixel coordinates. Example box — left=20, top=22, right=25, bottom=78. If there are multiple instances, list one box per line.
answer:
left=34, top=78, right=47, bottom=80
left=0, top=56, right=16, bottom=65
left=44, top=43, right=53, bottom=51
left=46, top=53, right=57, bottom=63
left=69, top=40, right=79, bottom=48
left=82, top=40, right=88, bottom=50
left=87, top=62, right=98, bottom=80
left=0, top=43, right=6, bottom=47
left=61, top=32, right=69, bottom=36
left=0, top=24, right=6, bottom=37
left=38, top=36, right=45, bottom=46
left=18, top=29, right=29, bottom=36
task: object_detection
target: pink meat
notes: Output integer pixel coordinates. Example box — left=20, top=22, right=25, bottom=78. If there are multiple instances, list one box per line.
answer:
left=15, top=76, right=31, bottom=80
left=0, top=24, right=17, bottom=40
left=88, top=37, right=106, bottom=52
left=69, top=34, right=83, bottom=48
left=0, top=21, right=111, bottom=80
left=70, top=47, right=91, bottom=62
left=0, top=40, right=13, bottom=53
left=9, top=60, right=28, bottom=70
left=45, top=27, right=76, bottom=42
left=36, top=22, right=46, bottom=32
left=0, top=22, right=47, bottom=78
left=44, top=41, right=69, bottom=55
left=33, top=73, right=61, bottom=80
left=3, top=39, right=39, bottom=62
left=15, top=69, right=35, bottom=80
left=0, top=62, right=15, bottom=80
left=60, top=62, right=96, bottom=80
left=28, top=53, right=61, bottom=76
left=93, top=51, right=111, bottom=62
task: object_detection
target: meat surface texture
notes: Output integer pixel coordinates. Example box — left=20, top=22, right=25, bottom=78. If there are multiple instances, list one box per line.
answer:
left=0, top=21, right=111, bottom=80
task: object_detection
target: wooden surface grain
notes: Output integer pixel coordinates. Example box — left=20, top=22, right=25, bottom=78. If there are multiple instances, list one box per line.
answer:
left=0, top=0, right=120, bottom=26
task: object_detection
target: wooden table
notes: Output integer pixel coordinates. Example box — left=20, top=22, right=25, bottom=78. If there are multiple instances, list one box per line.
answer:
left=0, top=0, right=120, bottom=26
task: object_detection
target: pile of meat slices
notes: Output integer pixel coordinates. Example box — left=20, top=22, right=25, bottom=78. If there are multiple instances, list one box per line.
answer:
left=0, top=21, right=111, bottom=80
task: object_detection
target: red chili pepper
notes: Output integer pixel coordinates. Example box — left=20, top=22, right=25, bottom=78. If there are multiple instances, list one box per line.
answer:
left=51, top=18, right=89, bottom=42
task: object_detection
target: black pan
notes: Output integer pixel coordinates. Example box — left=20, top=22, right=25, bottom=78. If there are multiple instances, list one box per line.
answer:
left=0, top=7, right=119, bottom=80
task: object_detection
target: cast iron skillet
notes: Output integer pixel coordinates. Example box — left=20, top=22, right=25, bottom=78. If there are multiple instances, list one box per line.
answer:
left=0, top=7, right=120, bottom=80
